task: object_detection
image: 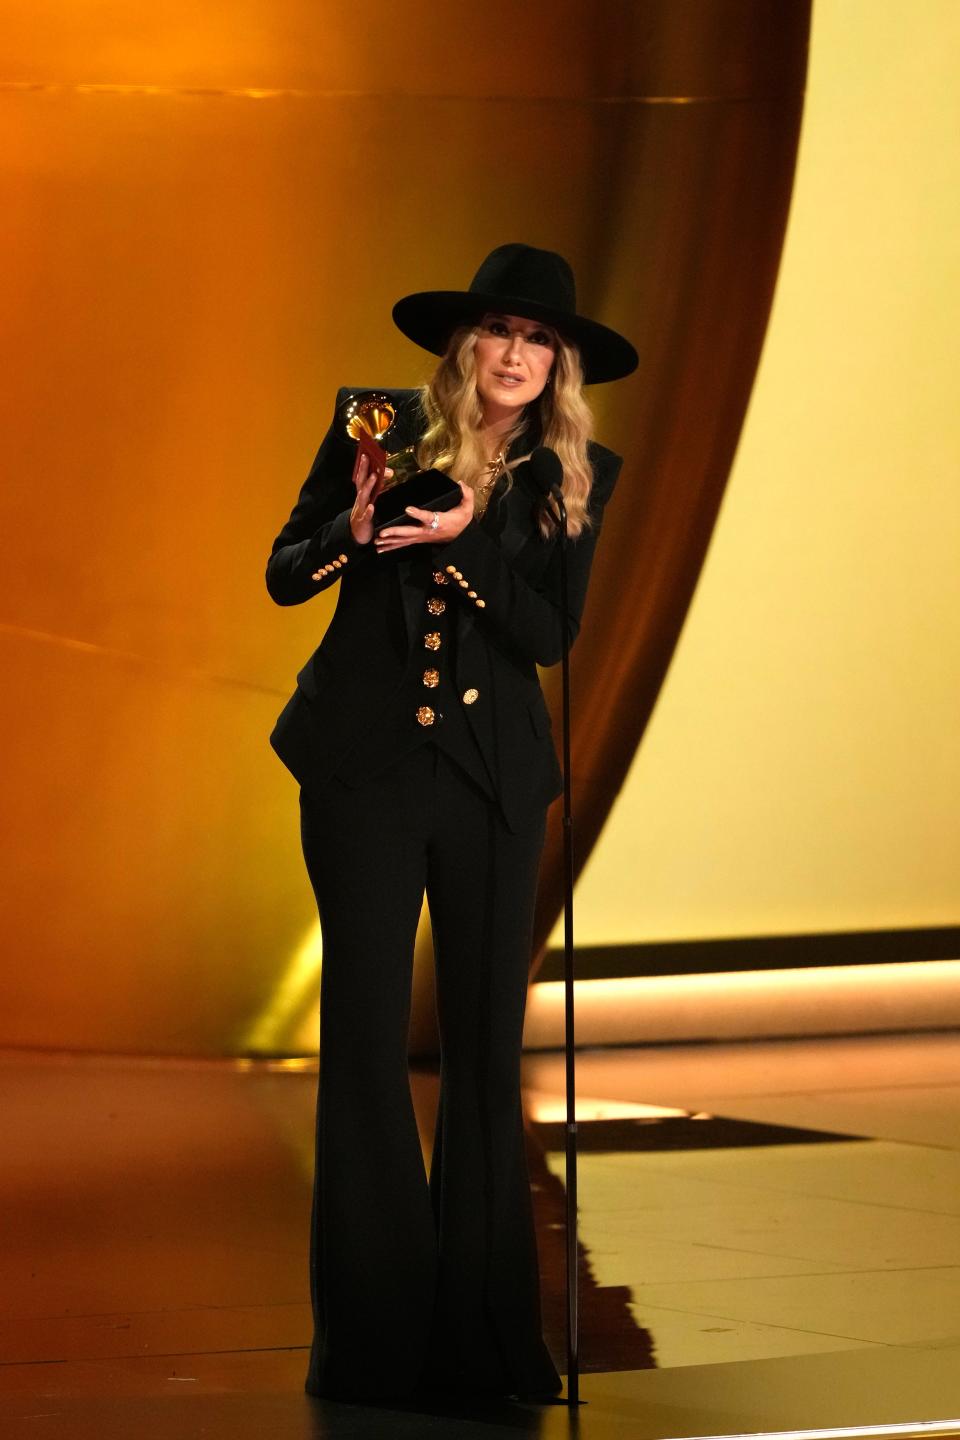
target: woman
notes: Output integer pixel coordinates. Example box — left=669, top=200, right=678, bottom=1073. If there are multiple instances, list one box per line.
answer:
left=265, top=243, right=638, bottom=1405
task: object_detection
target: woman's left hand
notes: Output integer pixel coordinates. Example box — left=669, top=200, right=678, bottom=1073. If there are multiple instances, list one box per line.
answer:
left=374, top=481, right=475, bottom=554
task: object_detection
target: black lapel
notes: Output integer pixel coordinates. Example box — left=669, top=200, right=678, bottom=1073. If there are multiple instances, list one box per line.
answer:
left=496, top=460, right=542, bottom=566
left=396, top=552, right=430, bottom=647
left=375, top=391, right=430, bottom=646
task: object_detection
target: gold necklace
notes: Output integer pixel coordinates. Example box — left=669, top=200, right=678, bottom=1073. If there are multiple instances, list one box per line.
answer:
left=474, top=450, right=505, bottom=517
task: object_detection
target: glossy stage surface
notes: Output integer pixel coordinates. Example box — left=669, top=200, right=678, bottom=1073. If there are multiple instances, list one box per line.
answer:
left=2, top=1033, right=960, bottom=1438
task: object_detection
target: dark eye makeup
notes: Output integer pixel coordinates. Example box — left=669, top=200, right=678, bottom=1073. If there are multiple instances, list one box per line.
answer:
left=483, top=316, right=555, bottom=346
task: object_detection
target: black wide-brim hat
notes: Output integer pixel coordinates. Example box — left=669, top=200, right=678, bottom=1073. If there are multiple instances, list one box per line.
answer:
left=392, top=243, right=639, bottom=385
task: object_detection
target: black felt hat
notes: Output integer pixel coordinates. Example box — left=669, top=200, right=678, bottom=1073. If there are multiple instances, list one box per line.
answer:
left=392, top=243, right=639, bottom=385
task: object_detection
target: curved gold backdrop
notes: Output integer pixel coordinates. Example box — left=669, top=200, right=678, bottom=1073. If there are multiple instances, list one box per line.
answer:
left=0, top=1, right=809, bottom=1055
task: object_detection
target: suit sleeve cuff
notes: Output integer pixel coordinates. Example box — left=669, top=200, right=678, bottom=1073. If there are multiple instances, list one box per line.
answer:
left=304, top=507, right=356, bottom=560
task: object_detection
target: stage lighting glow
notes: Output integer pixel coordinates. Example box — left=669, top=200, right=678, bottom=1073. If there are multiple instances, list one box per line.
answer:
left=240, top=921, right=323, bottom=1056
left=677, top=1422, right=960, bottom=1440
left=524, top=960, right=960, bottom=1050
left=524, top=1091, right=688, bottom=1123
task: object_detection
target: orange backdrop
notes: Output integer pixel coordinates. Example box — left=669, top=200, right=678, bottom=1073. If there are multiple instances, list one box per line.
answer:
left=0, top=1, right=809, bottom=1054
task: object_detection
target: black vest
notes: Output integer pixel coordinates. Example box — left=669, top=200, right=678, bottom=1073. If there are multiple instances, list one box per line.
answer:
left=335, top=549, right=496, bottom=803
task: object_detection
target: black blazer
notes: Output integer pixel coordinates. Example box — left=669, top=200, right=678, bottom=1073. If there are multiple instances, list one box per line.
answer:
left=265, top=388, right=622, bottom=833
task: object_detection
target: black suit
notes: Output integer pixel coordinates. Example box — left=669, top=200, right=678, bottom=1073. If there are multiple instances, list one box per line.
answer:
left=266, top=389, right=621, bottom=1401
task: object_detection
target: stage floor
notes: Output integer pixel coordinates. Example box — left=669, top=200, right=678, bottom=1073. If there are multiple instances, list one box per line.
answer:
left=2, top=1031, right=960, bottom=1437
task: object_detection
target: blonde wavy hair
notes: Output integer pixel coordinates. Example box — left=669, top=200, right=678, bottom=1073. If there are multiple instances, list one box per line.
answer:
left=415, top=323, right=595, bottom=537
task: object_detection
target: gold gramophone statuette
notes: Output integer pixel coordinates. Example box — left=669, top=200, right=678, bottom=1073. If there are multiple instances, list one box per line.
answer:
left=337, top=391, right=422, bottom=489
left=339, top=391, right=395, bottom=444
left=382, top=445, right=422, bottom=486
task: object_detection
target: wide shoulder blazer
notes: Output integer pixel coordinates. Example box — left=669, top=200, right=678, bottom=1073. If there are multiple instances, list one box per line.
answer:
left=265, top=387, right=622, bottom=833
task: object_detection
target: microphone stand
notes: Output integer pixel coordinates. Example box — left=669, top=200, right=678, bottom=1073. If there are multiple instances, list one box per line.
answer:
left=550, top=486, right=584, bottom=1409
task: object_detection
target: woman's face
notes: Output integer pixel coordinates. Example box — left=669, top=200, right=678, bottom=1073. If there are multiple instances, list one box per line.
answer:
left=474, top=312, right=557, bottom=421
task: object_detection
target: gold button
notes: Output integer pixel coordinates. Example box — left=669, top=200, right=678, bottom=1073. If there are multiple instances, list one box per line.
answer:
left=423, top=669, right=440, bottom=688
left=311, top=571, right=322, bottom=581
left=467, top=590, right=477, bottom=599
left=424, top=632, right=441, bottom=651
left=475, top=599, right=486, bottom=608
left=427, top=597, right=446, bottom=615
left=338, top=553, right=348, bottom=563
left=445, top=565, right=457, bottom=575
left=332, top=559, right=342, bottom=569
left=463, top=688, right=479, bottom=705
left=453, top=570, right=463, bottom=580
left=433, top=570, right=448, bottom=585
left=458, top=579, right=469, bottom=589
left=416, top=706, right=436, bottom=726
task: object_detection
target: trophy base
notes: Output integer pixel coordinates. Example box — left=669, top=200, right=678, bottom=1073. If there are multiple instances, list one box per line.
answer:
left=372, top=469, right=461, bottom=533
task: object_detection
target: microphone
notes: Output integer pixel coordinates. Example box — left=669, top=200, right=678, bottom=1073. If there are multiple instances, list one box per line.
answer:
left=529, top=446, right=565, bottom=530
left=528, top=445, right=564, bottom=501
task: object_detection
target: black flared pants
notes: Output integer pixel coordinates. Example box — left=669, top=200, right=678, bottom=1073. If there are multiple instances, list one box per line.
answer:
left=298, top=743, right=561, bottom=1402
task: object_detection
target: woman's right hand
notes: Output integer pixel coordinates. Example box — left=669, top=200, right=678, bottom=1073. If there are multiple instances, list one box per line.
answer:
left=350, top=456, right=393, bottom=546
